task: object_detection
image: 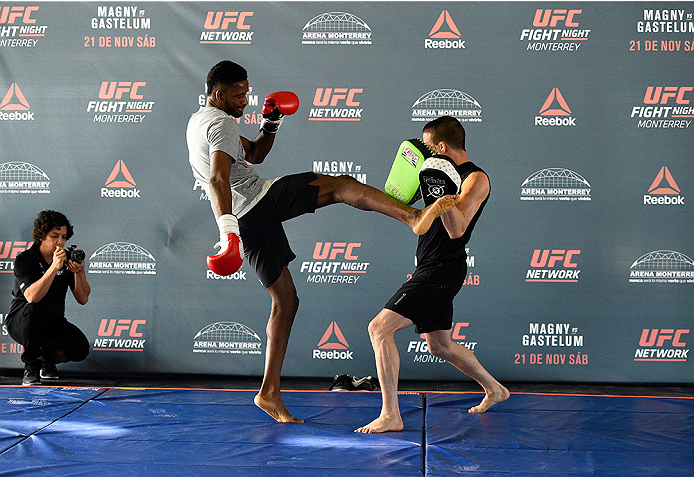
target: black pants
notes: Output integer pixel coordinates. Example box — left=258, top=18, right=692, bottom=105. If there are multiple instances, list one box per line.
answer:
left=6, top=303, right=89, bottom=366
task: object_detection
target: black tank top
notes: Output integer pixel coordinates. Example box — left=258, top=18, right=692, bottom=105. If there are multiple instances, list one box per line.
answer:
left=414, top=160, right=489, bottom=283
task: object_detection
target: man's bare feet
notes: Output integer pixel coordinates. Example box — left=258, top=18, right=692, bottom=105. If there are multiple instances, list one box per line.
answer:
left=468, top=385, right=510, bottom=413
left=254, top=393, right=304, bottom=423
left=411, top=195, right=459, bottom=235
left=354, top=414, right=404, bottom=434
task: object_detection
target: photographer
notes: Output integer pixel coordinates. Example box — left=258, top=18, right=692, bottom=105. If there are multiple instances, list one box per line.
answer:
left=6, top=210, right=90, bottom=386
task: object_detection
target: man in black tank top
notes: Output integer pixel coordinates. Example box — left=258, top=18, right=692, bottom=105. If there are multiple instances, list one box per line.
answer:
left=356, top=117, right=509, bottom=434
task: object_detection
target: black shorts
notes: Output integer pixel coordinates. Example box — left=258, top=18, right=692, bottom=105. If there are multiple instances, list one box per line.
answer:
left=239, top=172, right=318, bottom=288
left=384, top=271, right=465, bottom=334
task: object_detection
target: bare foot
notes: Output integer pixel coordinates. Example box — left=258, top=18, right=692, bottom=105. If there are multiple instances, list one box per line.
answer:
left=411, top=195, right=459, bottom=235
left=354, top=415, right=404, bottom=434
left=254, top=393, right=304, bottom=423
left=468, top=385, right=510, bottom=413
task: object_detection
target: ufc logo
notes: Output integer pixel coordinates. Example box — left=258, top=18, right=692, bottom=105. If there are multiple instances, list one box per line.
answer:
left=643, top=86, right=692, bottom=105
left=313, top=88, right=363, bottom=107
left=312, top=242, right=360, bottom=260
left=203, top=11, right=253, bottom=30
left=0, top=241, right=32, bottom=259
left=99, top=81, right=146, bottom=100
left=533, top=9, right=582, bottom=27
left=639, top=329, right=689, bottom=347
left=98, top=319, right=146, bottom=338
left=452, top=322, right=469, bottom=340
left=530, top=249, right=580, bottom=268
left=0, top=6, right=39, bottom=24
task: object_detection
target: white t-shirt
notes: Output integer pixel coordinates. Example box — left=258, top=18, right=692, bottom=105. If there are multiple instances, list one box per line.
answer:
left=186, top=106, right=276, bottom=217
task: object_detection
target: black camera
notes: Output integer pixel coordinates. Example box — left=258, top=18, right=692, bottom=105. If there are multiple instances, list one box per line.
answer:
left=65, top=244, right=85, bottom=263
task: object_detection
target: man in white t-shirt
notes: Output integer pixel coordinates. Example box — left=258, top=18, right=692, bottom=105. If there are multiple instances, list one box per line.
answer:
left=187, top=60, right=456, bottom=423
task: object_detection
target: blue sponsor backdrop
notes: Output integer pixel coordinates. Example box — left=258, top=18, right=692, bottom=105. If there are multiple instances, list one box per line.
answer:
left=1, top=2, right=692, bottom=383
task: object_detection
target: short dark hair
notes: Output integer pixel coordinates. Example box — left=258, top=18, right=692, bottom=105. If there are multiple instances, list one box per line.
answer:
left=33, top=210, right=73, bottom=243
left=423, top=116, right=466, bottom=151
left=206, top=60, right=248, bottom=95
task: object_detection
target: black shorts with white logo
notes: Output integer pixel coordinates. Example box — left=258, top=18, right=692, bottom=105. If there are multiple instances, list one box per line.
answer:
left=239, top=172, right=318, bottom=288
left=384, top=268, right=465, bottom=334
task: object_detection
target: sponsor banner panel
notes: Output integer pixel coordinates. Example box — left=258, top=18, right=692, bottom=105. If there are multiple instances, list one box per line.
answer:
left=0, top=2, right=691, bottom=383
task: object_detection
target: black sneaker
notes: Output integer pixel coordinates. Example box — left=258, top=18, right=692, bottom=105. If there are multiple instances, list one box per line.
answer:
left=22, top=362, right=41, bottom=386
left=40, top=362, right=59, bottom=380
left=329, top=374, right=353, bottom=391
left=351, top=376, right=380, bottom=391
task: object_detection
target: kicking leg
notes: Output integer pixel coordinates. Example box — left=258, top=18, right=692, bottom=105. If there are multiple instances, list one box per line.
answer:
left=310, top=174, right=457, bottom=235
left=355, top=309, right=414, bottom=433
left=425, top=330, right=509, bottom=413
left=254, top=266, right=303, bottom=423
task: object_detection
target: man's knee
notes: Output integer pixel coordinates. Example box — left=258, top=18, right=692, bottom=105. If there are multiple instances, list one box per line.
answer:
left=425, top=335, right=453, bottom=360
left=367, top=314, right=391, bottom=343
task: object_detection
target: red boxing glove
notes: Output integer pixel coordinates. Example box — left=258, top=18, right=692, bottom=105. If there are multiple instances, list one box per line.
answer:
left=261, top=91, right=299, bottom=133
left=207, top=215, right=243, bottom=276
left=207, top=233, right=243, bottom=276
left=262, top=91, right=300, bottom=117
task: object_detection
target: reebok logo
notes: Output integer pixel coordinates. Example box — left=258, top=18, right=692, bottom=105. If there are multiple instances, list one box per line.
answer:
left=535, top=88, right=576, bottom=126
left=102, top=160, right=141, bottom=198
left=0, top=83, right=34, bottom=120
left=309, top=88, right=363, bottom=121
left=425, top=10, right=465, bottom=49
left=644, top=166, right=684, bottom=205
left=314, top=322, right=353, bottom=360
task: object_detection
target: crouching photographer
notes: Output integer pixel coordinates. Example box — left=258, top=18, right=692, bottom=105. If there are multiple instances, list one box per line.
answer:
left=6, top=210, right=91, bottom=386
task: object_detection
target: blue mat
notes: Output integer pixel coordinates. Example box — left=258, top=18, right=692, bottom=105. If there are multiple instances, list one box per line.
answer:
left=1, top=387, right=692, bottom=476
left=425, top=393, right=694, bottom=476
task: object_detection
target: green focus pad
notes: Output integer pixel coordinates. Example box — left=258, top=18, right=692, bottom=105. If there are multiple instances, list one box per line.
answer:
left=384, top=138, right=433, bottom=204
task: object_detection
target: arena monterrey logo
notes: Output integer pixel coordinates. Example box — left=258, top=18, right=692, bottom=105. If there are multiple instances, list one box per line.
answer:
left=301, top=11, right=372, bottom=45
left=0, top=161, right=50, bottom=194
left=411, top=89, right=482, bottom=123
left=88, top=242, right=156, bottom=275
left=193, top=322, right=262, bottom=355
left=520, top=168, right=591, bottom=201
left=629, top=250, right=694, bottom=284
